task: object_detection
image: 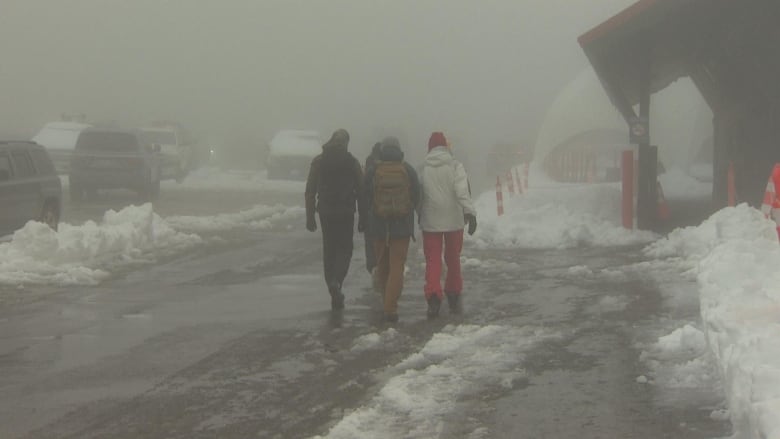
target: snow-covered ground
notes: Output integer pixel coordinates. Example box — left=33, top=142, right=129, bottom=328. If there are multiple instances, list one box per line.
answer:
left=315, top=324, right=560, bottom=439
left=6, top=164, right=779, bottom=437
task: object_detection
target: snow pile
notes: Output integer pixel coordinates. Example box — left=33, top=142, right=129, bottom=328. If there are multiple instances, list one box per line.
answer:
left=470, top=183, right=655, bottom=249
left=645, top=204, right=780, bottom=437
left=314, top=324, right=557, bottom=439
left=351, top=329, right=399, bottom=352
left=0, top=204, right=201, bottom=286
left=171, top=167, right=305, bottom=192
left=639, top=324, right=718, bottom=389
left=167, top=205, right=304, bottom=233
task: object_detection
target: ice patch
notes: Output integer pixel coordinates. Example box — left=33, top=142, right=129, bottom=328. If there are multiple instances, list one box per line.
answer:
left=313, top=324, right=557, bottom=439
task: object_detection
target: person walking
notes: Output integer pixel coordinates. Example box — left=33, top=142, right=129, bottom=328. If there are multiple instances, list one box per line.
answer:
left=305, top=129, right=365, bottom=310
left=418, top=131, right=477, bottom=318
left=364, top=137, right=420, bottom=323
left=363, top=142, right=383, bottom=275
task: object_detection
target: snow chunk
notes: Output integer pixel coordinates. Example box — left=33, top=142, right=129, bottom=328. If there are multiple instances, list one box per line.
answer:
left=351, top=329, right=398, bottom=353
left=0, top=204, right=201, bottom=286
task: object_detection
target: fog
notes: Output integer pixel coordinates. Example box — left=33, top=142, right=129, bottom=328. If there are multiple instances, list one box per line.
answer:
left=0, top=0, right=635, bottom=162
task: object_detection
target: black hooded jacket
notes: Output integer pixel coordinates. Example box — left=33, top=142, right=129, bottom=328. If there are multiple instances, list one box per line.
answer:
left=305, top=129, right=365, bottom=219
left=364, top=137, right=420, bottom=240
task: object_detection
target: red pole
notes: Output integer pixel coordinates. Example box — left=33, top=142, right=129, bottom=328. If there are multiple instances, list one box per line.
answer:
left=622, top=150, right=634, bottom=229
left=496, top=176, right=504, bottom=216
left=727, top=162, right=736, bottom=207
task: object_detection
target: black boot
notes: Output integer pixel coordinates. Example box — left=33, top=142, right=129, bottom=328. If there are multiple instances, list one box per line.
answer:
left=427, top=296, right=441, bottom=319
left=446, top=292, right=463, bottom=314
left=329, top=282, right=344, bottom=311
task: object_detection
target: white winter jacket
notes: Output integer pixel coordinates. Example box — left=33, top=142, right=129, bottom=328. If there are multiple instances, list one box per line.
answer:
left=419, top=146, right=477, bottom=232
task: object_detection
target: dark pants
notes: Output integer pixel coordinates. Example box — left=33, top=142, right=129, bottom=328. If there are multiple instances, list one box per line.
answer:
left=364, top=232, right=376, bottom=273
left=319, top=213, right=355, bottom=292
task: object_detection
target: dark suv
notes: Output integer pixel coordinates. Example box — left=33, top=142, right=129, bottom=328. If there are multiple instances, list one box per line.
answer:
left=69, top=128, right=161, bottom=201
left=0, top=141, right=62, bottom=236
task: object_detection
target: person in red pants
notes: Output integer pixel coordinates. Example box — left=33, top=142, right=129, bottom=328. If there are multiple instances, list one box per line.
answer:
left=419, top=132, right=477, bottom=318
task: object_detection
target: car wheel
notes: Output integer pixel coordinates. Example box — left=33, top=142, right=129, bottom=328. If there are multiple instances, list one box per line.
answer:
left=39, top=201, right=60, bottom=231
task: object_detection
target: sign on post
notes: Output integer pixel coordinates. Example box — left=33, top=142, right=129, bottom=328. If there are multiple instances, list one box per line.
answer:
left=629, top=116, right=649, bottom=145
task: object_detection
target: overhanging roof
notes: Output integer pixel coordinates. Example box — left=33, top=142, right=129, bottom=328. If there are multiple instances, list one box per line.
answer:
left=578, top=0, right=771, bottom=123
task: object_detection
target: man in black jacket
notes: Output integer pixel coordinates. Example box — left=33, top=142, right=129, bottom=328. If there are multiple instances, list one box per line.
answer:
left=305, top=129, right=366, bottom=310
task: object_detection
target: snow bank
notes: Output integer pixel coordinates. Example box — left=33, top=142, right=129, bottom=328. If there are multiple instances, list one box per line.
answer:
left=167, top=205, right=304, bottom=233
left=0, top=203, right=305, bottom=287
left=470, top=183, right=655, bottom=249
left=314, top=324, right=558, bottom=439
left=645, top=204, right=780, bottom=438
left=0, top=204, right=201, bottom=286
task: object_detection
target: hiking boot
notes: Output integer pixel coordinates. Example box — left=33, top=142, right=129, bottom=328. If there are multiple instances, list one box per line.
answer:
left=384, top=313, right=399, bottom=323
left=446, top=292, right=463, bottom=315
left=427, top=296, right=441, bottom=319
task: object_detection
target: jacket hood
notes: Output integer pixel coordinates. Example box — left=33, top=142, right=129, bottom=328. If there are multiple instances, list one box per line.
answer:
left=323, top=128, right=349, bottom=152
left=425, top=146, right=454, bottom=167
left=380, top=136, right=404, bottom=161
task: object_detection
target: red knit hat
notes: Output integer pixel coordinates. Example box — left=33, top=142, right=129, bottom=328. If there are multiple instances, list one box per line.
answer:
left=428, top=132, right=447, bottom=151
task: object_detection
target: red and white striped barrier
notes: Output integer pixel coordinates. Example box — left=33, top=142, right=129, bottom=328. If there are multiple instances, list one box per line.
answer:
left=496, top=176, right=504, bottom=216
left=506, top=170, right=515, bottom=196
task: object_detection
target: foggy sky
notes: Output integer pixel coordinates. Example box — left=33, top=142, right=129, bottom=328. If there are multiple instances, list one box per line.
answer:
left=0, top=0, right=634, bottom=160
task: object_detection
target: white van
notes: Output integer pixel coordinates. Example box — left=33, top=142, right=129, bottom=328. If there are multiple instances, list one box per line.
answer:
left=266, top=130, right=322, bottom=180
left=140, top=123, right=196, bottom=183
left=31, top=121, right=93, bottom=174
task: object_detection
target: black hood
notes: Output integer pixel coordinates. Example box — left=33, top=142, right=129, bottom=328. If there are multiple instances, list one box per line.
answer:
left=323, top=128, right=349, bottom=153
left=380, top=136, right=404, bottom=161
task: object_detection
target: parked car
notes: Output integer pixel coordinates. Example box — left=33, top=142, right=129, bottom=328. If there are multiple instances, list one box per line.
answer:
left=140, top=122, right=197, bottom=183
left=266, top=130, right=322, bottom=180
left=0, top=141, right=62, bottom=236
left=69, top=128, right=161, bottom=202
left=31, top=121, right=93, bottom=174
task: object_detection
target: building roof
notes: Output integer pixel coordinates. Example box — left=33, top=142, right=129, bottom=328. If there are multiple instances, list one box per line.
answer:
left=577, top=0, right=769, bottom=122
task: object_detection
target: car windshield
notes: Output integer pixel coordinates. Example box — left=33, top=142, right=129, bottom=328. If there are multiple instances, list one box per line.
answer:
left=33, top=128, right=83, bottom=150
left=76, top=132, right=138, bottom=152
left=142, top=130, right=177, bottom=145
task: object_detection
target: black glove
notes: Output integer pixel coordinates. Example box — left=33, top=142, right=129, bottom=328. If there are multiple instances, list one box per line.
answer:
left=357, top=217, right=365, bottom=233
left=306, top=217, right=317, bottom=232
left=464, top=214, right=477, bottom=236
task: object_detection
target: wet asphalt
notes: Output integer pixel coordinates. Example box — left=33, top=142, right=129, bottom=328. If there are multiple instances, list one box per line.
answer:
left=0, top=185, right=731, bottom=438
